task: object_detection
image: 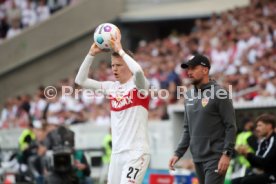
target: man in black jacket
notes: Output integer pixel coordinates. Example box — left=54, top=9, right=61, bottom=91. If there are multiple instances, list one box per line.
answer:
left=233, top=114, right=276, bottom=184
left=169, top=54, right=237, bottom=184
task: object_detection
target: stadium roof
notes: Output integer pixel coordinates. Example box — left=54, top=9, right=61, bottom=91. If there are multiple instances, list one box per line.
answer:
left=120, top=0, right=249, bottom=22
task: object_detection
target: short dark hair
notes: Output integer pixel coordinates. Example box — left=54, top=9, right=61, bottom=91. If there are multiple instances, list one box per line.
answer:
left=112, top=49, right=134, bottom=58
left=256, top=114, right=275, bottom=129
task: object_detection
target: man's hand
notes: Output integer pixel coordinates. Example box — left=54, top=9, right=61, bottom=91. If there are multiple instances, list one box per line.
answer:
left=74, top=160, right=86, bottom=171
left=110, top=31, right=122, bottom=53
left=38, top=145, right=47, bottom=156
left=217, top=154, right=230, bottom=175
left=89, top=43, right=103, bottom=56
left=236, top=145, right=249, bottom=156
left=168, top=155, right=179, bottom=171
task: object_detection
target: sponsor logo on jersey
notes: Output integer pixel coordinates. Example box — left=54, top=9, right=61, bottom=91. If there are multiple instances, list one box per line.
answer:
left=111, top=96, right=133, bottom=109
left=110, top=89, right=150, bottom=111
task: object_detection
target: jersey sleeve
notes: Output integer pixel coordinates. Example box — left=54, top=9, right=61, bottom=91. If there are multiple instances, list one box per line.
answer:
left=119, top=50, right=150, bottom=91
left=75, top=54, right=114, bottom=95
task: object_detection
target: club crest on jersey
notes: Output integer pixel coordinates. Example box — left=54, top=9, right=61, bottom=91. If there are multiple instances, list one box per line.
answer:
left=202, top=97, right=209, bottom=107
left=114, top=87, right=125, bottom=101
left=115, top=95, right=123, bottom=101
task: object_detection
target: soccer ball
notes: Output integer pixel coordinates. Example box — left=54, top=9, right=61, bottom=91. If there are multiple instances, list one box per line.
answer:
left=93, top=23, right=119, bottom=50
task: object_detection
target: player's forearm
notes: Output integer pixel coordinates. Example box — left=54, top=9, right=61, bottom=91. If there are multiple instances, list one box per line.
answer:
left=75, top=54, right=101, bottom=89
left=75, top=54, right=93, bottom=85
left=119, top=49, right=149, bottom=89
left=119, top=49, right=142, bottom=73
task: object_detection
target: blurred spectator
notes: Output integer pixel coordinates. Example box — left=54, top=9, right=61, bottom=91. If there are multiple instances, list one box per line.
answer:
left=229, top=118, right=258, bottom=180
left=18, top=122, right=37, bottom=181
left=0, top=11, right=9, bottom=40
left=36, top=0, right=50, bottom=22
left=61, top=87, right=87, bottom=125
left=94, top=109, right=110, bottom=126
left=47, top=0, right=68, bottom=13
left=29, top=120, right=47, bottom=184
left=6, top=0, right=21, bottom=25
left=0, top=98, right=17, bottom=128
left=21, top=0, right=37, bottom=27
left=45, top=88, right=65, bottom=126
left=233, top=114, right=276, bottom=184
left=18, top=120, right=46, bottom=184
left=0, top=0, right=74, bottom=41
left=6, top=17, right=21, bottom=38
left=17, top=94, right=31, bottom=128
left=30, top=89, right=47, bottom=121
left=73, top=150, right=92, bottom=184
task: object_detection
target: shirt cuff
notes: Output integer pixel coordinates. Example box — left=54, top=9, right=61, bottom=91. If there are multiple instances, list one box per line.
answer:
left=119, top=49, right=126, bottom=57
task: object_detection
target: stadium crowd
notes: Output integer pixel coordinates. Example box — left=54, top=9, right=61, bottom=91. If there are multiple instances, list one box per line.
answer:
left=0, top=0, right=79, bottom=42
left=1, top=0, right=276, bottom=129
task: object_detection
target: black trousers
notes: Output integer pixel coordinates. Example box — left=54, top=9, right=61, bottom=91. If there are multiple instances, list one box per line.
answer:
left=194, top=159, right=225, bottom=184
left=232, top=173, right=276, bottom=184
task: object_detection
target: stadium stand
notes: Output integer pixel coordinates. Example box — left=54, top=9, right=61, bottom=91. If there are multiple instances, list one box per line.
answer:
left=1, top=0, right=276, bottom=129
left=0, top=0, right=79, bottom=42
left=0, top=0, right=276, bottom=183
left=0, top=0, right=123, bottom=106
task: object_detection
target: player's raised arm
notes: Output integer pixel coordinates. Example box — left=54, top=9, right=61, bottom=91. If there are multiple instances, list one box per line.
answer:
left=75, top=43, right=105, bottom=90
left=110, top=34, right=149, bottom=90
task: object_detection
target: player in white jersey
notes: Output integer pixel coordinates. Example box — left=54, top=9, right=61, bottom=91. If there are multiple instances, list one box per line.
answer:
left=75, top=32, right=150, bottom=184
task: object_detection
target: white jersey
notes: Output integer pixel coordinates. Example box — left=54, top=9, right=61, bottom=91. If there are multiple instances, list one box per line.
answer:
left=102, top=79, right=150, bottom=154
left=76, top=50, right=151, bottom=184
left=75, top=51, right=151, bottom=154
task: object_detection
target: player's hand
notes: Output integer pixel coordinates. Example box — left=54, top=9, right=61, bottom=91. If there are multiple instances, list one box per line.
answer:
left=217, top=154, right=230, bottom=175
left=168, top=155, right=179, bottom=171
left=89, top=43, right=102, bottom=56
left=110, top=30, right=122, bottom=53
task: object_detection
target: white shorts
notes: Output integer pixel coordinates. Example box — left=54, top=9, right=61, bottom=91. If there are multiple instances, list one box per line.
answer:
left=107, top=151, right=150, bottom=184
